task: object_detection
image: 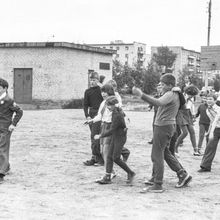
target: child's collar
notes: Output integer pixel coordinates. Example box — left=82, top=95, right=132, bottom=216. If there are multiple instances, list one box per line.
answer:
left=0, top=92, right=7, bottom=100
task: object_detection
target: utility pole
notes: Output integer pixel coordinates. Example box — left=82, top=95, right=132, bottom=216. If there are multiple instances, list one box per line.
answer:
left=207, top=0, right=212, bottom=46
left=205, top=0, right=212, bottom=90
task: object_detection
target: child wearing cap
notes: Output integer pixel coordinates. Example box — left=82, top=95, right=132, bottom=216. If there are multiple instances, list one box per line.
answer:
left=0, top=78, right=23, bottom=182
left=132, top=73, right=192, bottom=193
left=94, top=96, right=135, bottom=184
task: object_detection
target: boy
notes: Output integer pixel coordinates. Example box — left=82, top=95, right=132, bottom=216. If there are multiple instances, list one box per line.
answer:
left=0, top=78, right=23, bottom=182
left=106, top=79, right=130, bottom=162
left=83, top=72, right=104, bottom=166
left=132, top=74, right=192, bottom=193
left=94, top=96, right=135, bottom=184
left=198, top=96, right=220, bottom=172
left=195, top=95, right=215, bottom=155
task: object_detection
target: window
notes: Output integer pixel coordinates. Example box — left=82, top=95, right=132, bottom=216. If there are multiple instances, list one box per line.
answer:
left=125, top=54, right=129, bottom=59
left=116, top=46, right=120, bottom=50
left=110, top=46, right=113, bottom=49
left=99, top=62, right=110, bottom=70
left=125, top=46, right=129, bottom=50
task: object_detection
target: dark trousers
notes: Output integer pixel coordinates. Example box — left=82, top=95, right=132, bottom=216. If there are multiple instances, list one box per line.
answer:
left=169, top=124, right=181, bottom=155
left=197, top=123, right=209, bottom=151
left=106, top=135, right=132, bottom=174
left=0, top=131, right=11, bottom=175
left=89, top=121, right=103, bottom=163
left=200, top=127, right=220, bottom=170
left=152, top=125, right=184, bottom=185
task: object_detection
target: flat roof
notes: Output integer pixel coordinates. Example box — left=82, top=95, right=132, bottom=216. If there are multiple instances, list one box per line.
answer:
left=0, top=42, right=116, bottom=55
left=88, top=41, right=146, bottom=46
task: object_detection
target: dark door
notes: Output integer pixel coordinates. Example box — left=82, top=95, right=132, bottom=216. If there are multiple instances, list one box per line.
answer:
left=14, top=68, right=32, bottom=103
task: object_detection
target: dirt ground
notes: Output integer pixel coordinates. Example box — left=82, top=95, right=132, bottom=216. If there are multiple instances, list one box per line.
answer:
left=1, top=109, right=220, bottom=220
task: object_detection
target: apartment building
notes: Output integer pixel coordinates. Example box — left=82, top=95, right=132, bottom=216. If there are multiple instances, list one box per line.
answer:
left=151, top=46, right=201, bottom=78
left=89, top=40, right=148, bottom=67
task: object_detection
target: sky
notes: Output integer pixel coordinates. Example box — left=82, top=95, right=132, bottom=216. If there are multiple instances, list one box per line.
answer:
left=0, top=0, right=219, bottom=53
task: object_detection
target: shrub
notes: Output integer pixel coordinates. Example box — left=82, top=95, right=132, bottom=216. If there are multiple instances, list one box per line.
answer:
left=62, top=99, right=84, bottom=109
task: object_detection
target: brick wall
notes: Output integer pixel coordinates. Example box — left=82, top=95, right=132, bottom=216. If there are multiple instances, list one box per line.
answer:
left=0, top=47, right=112, bottom=101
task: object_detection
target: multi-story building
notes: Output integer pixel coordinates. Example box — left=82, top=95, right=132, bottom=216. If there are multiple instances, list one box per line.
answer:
left=151, top=46, right=201, bottom=78
left=89, top=40, right=148, bottom=67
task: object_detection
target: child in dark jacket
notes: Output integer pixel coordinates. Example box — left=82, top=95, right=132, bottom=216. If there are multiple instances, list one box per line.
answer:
left=195, top=95, right=215, bottom=155
left=0, top=78, right=23, bottom=182
left=94, top=96, right=135, bottom=184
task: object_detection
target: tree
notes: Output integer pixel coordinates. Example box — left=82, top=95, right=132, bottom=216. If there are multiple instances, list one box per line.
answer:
left=152, top=46, right=177, bottom=73
left=142, top=62, right=160, bottom=94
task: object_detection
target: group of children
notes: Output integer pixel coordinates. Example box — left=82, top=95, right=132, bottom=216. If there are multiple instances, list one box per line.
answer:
left=84, top=72, right=220, bottom=193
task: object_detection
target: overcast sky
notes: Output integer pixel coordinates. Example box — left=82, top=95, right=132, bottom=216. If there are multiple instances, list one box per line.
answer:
left=0, top=0, right=219, bottom=53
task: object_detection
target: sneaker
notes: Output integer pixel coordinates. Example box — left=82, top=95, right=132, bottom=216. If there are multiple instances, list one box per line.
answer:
left=148, top=140, right=153, bottom=144
left=193, top=151, right=200, bottom=156
left=96, top=175, right=112, bottom=184
left=175, top=173, right=192, bottom=188
left=144, top=177, right=154, bottom=185
left=126, top=172, right=136, bottom=184
left=94, top=161, right=104, bottom=166
left=197, top=150, right=203, bottom=156
left=140, top=184, right=164, bottom=193
left=110, top=172, right=117, bottom=180
left=197, top=167, right=211, bottom=172
left=83, top=159, right=95, bottom=166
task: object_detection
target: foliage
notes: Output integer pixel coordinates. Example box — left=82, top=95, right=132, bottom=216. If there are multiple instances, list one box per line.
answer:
left=152, top=46, right=177, bottom=73
left=142, top=63, right=160, bottom=94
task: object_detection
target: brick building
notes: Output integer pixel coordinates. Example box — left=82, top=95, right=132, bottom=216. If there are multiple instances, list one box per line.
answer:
left=0, top=42, right=114, bottom=104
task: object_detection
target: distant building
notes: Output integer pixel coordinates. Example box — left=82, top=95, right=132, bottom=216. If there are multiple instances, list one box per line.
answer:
left=151, top=46, right=201, bottom=78
left=0, top=42, right=114, bottom=103
left=201, top=45, right=220, bottom=74
left=89, top=40, right=148, bottom=67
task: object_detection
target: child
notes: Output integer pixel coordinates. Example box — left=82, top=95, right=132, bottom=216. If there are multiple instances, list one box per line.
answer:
left=175, top=87, right=199, bottom=156
left=198, top=96, right=220, bottom=172
left=0, top=78, right=23, bottom=182
left=107, top=79, right=130, bottom=162
left=94, top=96, right=135, bottom=184
left=132, top=74, right=192, bottom=193
left=195, top=95, right=215, bottom=155
left=83, top=72, right=104, bottom=166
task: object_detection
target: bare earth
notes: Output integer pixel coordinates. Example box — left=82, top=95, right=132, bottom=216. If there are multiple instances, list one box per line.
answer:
left=1, top=109, right=220, bottom=220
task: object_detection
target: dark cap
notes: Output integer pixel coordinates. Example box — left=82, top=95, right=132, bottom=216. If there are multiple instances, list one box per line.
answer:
left=0, top=78, right=9, bottom=89
left=89, top=72, right=99, bottom=80
left=106, top=96, right=119, bottom=106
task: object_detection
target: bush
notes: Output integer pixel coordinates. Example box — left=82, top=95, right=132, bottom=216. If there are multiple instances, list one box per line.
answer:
left=62, top=99, right=84, bottom=109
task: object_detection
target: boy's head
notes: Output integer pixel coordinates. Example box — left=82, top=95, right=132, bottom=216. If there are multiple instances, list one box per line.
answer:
left=0, top=78, right=9, bottom=95
left=106, top=96, right=119, bottom=111
left=107, top=79, right=117, bottom=91
left=160, top=74, right=176, bottom=93
left=89, top=72, right=99, bottom=87
left=101, top=84, right=115, bottom=99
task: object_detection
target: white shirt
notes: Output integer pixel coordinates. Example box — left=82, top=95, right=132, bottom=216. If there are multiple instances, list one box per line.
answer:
left=92, top=100, right=112, bottom=123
